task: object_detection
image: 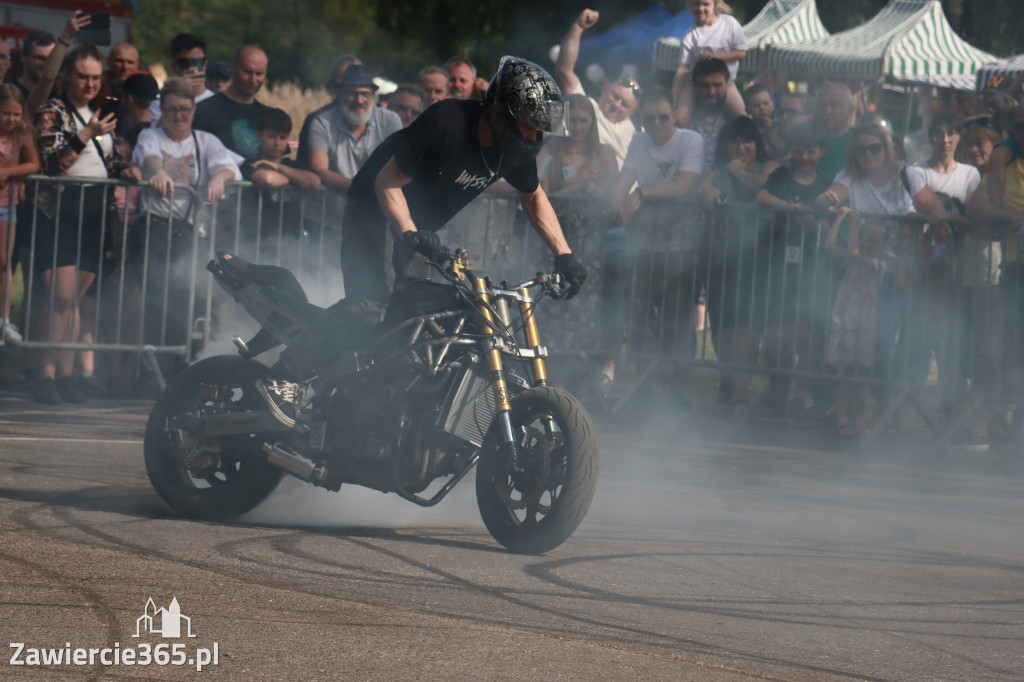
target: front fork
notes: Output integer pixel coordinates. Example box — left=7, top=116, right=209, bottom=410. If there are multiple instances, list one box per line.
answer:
left=474, top=278, right=554, bottom=471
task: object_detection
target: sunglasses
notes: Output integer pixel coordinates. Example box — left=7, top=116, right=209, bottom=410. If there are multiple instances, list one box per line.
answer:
left=643, top=113, right=670, bottom=126
left=618, top=77, right=642, bottom=97
left=175, top=57, right=205, bottom=71
left=854, top=142, right=885, bottom=156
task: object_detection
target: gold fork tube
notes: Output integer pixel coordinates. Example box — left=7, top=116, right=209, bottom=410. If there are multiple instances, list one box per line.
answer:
left=474, top=277, right=512, bottom=413
left=518, top=287, right=548, bottom=386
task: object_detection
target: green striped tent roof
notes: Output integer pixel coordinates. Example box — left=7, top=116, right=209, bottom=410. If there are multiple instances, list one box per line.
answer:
left=767, top=0, right=996, bottom=90
left=653, top=0, right=829, bottom=72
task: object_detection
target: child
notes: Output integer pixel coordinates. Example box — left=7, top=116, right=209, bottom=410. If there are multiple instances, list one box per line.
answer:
left=0, top=84, right=41, bottom=344
left=756, top=126, right=832, bottom=414
left=247, top=108, right=321, bottom=193
left=240, top=108, right=321, bottom=268
left=671, top=0, right=747, bottom=127
left=743, top=85, right=786, bottom=160
left=824, top=209, right=891, bottom=438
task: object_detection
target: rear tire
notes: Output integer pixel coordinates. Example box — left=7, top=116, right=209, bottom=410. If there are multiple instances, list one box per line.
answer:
left=476, top=386, right=599, bottom=554
left=144, top=356, right=283, bottom=520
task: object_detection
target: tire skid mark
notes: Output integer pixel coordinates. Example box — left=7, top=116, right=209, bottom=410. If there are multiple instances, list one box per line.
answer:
left=0, top=552, right=121, bottom=652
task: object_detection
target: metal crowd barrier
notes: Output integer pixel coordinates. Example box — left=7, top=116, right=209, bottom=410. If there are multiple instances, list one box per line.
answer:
left=3, top=175, right=1021, bottom=449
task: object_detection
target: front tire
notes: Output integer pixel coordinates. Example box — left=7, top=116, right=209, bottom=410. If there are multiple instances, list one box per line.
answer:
left=144, top=356, right=283, bottom=520
left=476, top=386, right=599, bottom=554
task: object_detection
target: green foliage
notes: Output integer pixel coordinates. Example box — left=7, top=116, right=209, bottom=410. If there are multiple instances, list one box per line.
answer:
left=131, top=0, right=1024, bottom=88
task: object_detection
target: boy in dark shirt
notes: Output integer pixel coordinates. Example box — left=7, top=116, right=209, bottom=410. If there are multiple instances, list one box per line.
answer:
left=755, top=126, right=832, bottom=415
left=238, top=108, right=321, bottom=267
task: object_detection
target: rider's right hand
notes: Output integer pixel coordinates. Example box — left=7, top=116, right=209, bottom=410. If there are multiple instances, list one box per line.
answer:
left=402, top=230, right=448, bottom=263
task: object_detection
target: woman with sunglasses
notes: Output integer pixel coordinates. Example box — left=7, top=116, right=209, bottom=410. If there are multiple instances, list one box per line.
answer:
left=814, top=122, right=947, bottom=428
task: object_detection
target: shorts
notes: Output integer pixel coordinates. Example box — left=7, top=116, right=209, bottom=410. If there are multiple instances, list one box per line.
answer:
left=30, top=184, right=107, bottom=274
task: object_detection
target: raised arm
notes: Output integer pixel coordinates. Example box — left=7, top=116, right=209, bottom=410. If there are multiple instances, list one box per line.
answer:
left=25, top=11, right=90, bottom=120
left=554, top=9, right=599, bottom=96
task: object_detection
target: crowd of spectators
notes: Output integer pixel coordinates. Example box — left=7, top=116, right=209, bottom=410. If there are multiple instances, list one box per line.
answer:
left=0, top=4, right=1021, bottom=449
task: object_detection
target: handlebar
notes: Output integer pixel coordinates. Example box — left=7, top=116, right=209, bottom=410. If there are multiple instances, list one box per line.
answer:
left=429, top=244, right=573, bottom=301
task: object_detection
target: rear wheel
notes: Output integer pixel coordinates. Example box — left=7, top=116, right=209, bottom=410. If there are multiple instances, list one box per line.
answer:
left=476, top=386, right=599, bottom=554
left=144, top=356, right=283, bottom=519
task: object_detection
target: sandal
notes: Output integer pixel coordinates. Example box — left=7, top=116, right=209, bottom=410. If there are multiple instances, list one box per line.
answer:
left=855, top=420, right=871, bottom=437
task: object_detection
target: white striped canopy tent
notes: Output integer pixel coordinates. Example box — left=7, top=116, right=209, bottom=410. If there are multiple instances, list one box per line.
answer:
left=767, top=0, right=996, bottom=91
left=652, top=0, right=829, bottom=72
left=976, top=54, right=1024, bottom=93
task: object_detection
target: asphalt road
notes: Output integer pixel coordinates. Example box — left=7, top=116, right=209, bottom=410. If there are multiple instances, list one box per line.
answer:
left=0, top=389, right=1021, bottom=680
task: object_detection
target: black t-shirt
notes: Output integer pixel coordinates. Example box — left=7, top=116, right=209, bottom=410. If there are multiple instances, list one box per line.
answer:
left=348, top=98, right=538, bottom=232
left=343, top=99, right=538, bottom=302
left=193, top=92, right=269, bottom=162
left=762, top=167, right=832, bottom=249
left=762, top=167, right=831, bottom=207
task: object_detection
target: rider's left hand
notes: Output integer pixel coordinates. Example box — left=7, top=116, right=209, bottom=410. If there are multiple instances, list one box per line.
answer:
left=554, top=253, right=587, bottom=299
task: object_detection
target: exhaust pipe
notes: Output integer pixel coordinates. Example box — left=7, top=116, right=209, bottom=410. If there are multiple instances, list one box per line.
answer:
left=189, top=411, right=292, bottom=436
left=262, top=442, right=331, bottom=487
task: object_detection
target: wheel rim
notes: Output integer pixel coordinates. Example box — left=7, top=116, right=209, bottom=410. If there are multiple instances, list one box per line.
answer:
left=488, top=412, right=568, bottom=527
left=157, top=381, right=262, bottom=492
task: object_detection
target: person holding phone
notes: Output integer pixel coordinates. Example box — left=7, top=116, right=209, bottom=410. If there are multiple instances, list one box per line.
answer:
left=31, top=43, right=135, bottom=404
left=148, top=33, right=215, bottom=126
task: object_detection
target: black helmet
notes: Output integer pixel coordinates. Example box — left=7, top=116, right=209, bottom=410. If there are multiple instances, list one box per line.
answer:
left=483, top=56, right=569, bottom=165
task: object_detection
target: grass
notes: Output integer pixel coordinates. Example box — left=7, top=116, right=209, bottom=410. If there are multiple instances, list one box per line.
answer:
left=259, top=81, right=333, bottom=141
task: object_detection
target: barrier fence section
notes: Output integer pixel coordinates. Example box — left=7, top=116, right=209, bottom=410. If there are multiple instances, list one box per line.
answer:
left=3, top=175, right=1021, bottom=447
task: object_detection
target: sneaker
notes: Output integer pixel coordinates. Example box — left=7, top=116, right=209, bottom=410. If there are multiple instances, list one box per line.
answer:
left=2, top=318, right=22, bottom=344
left=261, top=378, right=306, bottom=422
left=34, top=378, right=62, bottom=405
left=596, top=371, right=613, bottom=398
left=77, top=375, right=107, bottom=399
left=55, top=376, right=85, bottom=403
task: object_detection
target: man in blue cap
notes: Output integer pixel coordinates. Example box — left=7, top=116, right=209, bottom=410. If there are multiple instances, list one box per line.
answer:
left=307, top=63, right=402, bottom=192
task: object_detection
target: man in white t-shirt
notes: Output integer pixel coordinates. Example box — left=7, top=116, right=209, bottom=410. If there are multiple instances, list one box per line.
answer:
left=608, top=86, right=704, bottom=368
left=554, top=8, right=638, bottom=168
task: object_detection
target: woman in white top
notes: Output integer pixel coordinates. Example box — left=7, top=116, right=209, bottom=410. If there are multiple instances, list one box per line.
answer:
left=32, top=43, right=134, bottom=404
left=815, top=122, right=948, bottom=419
left=129, top=77, right=242, bottom=380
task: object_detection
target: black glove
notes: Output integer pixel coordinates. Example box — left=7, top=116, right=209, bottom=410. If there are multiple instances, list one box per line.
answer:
left=402, top=230, right=447, bottom=263
left=554, top=253, right=587, bottom=299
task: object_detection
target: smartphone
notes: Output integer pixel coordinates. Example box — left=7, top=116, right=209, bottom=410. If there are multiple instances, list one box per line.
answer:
left=98, top=97, right=119, bottom=121
left=79, top=12, right=111, bottom=46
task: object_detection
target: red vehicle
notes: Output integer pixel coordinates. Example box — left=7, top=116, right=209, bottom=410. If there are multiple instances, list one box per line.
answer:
left=1, top=0, right=133, bottom=74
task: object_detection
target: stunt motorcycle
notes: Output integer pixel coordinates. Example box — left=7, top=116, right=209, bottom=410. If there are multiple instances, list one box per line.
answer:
left=144, top=248, right=599, bottom=554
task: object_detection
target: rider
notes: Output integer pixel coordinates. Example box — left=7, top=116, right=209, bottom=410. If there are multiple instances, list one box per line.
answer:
left=271, top=56, right=587, bottom=395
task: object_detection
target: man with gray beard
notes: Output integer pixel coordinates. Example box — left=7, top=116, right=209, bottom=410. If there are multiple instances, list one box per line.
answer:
left=307, top=64, right=402, bottom=192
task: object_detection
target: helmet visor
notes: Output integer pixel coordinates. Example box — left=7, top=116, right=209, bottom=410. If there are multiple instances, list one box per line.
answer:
left=507, top=97, right=570, bottom=137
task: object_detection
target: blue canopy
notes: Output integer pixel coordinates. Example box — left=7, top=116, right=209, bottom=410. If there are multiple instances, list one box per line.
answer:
left=577, top=6, right=695, bottom=69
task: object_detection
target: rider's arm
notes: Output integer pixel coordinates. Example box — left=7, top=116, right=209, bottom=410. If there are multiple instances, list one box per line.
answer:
left=374, top=157, right=417, bottom=236
left=518, top=185, right=571, bottom=256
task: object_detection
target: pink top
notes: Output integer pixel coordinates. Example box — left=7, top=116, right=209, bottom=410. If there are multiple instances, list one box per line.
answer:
left=0, top=133, right=21, bottom=208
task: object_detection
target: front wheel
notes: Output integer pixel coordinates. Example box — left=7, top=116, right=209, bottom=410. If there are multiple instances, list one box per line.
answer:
left=476, top=386, right=599, bottom=554
left=144, top=356, right=283, bottom=520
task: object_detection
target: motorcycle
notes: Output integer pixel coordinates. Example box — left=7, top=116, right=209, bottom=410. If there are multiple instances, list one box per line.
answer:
left=143, top=247, right=599, bottom=554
